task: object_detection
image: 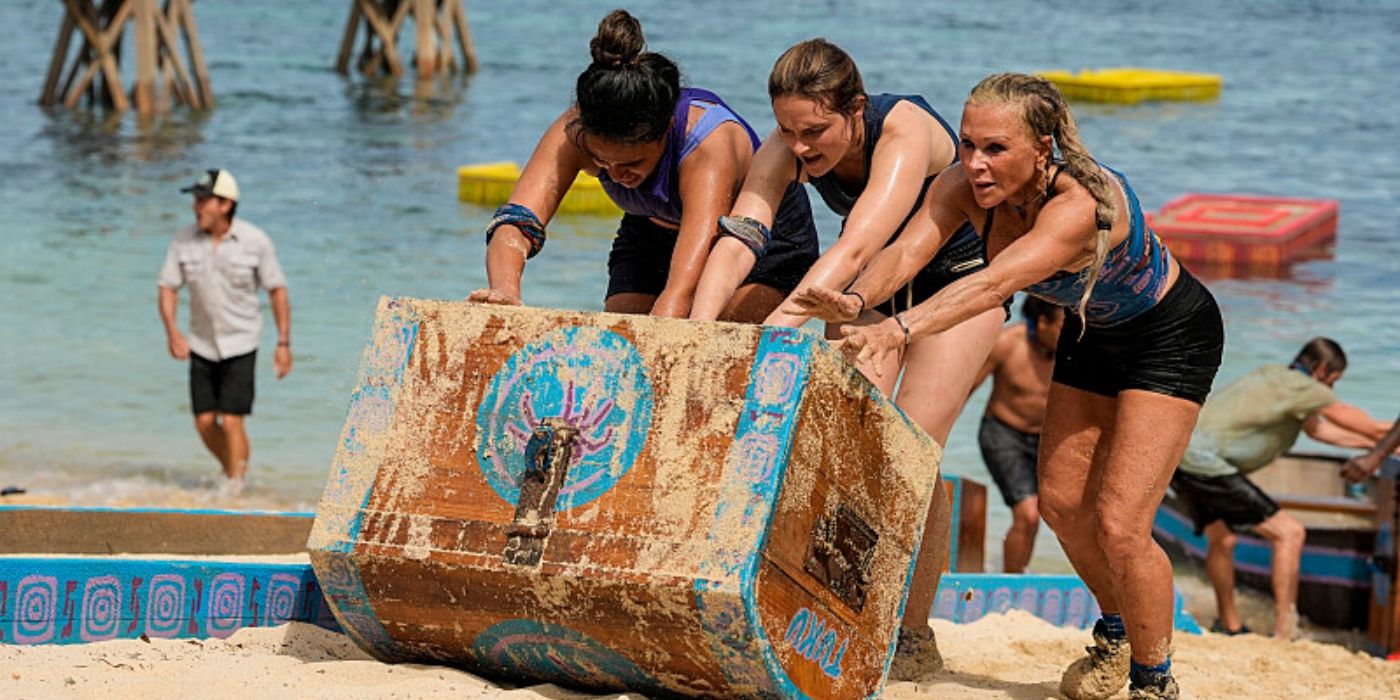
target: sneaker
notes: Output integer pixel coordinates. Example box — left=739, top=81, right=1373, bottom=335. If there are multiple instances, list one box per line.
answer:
left=1130, top=675, right=1179, bottom=699
left=888, top=625, right=944, bottom=681
left=1209, top=619, right=1251, bottom=636
left=1059, top=619, right=1130, bottom=700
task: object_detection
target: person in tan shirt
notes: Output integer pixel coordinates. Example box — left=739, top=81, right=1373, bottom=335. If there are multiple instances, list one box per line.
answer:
left=970, top=296, right=1064, bottom=572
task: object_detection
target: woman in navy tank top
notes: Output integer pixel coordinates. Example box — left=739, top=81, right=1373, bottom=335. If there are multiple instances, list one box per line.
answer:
left=691, top=40, right=1004, bottom=679
left=792, top=73, right=1224, bottom=700
left=468, top=10, right=817, bottom=320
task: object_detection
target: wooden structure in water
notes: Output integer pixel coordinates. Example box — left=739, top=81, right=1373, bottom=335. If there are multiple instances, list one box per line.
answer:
left=309, top=299, right=950, bottom=698
left=336, top=0, right=479, bottom=78
left=40, top=0, right=213, bottom=114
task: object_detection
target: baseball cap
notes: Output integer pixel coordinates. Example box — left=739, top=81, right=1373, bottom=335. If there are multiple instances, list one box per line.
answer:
left=181, top=168, right=240, bottom=202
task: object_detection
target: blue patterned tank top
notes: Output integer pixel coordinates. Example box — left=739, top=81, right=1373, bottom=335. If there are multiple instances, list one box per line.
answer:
left=984, top=165, right=1172, bottom=326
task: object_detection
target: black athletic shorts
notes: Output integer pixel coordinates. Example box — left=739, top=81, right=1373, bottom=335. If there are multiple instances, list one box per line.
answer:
left=606, top=182, right=819, bottom=299
left=977, top=413, right=1041, bottom=507
left=1053, top=268, right=1223, bottom=404
left=190, top=351, right=255, bottom=416
left=1170, top=470, right=1280, bottom=535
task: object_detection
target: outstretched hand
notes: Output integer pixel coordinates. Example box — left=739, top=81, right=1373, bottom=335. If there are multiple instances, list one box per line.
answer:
left=1341, top=453, right=1382, bottom=484
left=781, top=285, right=862, bottom=323
left=467, top=288, right=523, bottom=306
left=836, top=318, right=905, bottom=376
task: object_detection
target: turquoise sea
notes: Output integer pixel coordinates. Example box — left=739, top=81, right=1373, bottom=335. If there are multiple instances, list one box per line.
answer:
left=1, top=1, right=1397, bottom=572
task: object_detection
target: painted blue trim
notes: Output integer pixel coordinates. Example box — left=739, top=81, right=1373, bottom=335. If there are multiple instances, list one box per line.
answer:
left=693, top=327, right=815, bottom=698
left=0, top=558, right=338, bottom=645
left=0, top=505, right=314, bottom=518
left=931, top=573, right=1201, bottom=635
left=1153, top=507, right=1371, bottom=586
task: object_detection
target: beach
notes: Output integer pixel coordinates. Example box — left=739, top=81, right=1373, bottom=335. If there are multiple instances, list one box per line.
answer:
left=3, top=612, right=1395, bottom=699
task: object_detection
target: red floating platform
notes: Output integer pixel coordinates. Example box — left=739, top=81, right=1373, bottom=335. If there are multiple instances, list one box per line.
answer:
left=1147, top=193, right=1338, bottom=268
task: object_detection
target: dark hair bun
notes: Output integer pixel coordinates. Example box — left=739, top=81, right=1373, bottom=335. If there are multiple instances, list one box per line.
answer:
left=589, top=9, right=645, bottom=68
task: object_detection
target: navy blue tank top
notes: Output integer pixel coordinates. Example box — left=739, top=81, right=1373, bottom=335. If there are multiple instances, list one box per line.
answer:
left=807, top=93, right=978, bottom=250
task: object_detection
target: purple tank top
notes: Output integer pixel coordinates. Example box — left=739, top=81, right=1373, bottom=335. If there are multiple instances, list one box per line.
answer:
left=597, top=87, right=760, bottom=224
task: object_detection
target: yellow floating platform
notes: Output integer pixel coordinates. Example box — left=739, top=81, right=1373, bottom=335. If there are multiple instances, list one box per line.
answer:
left=457, top=161, right=624, bottom=216
left=1038, top=68, right=1222, bottom=104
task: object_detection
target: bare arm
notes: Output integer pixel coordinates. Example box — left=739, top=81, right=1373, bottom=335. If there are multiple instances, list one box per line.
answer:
left=1303, top=413, right=1378, bottom=449
left=1341, top=411, right=1400, bottom=482
left=778, top=166, right=975, bottom=324
left=690, top=133, right=796, bottom=321
left=158, top=286, right=188, bottom=360
left=268, top=286, right=292, bottom=379
left=766, top=103, right=946, bottom=327
left=839, top=186, right=1096, bottom=368
left=1317, top=401, right=1392, bottom=442
left=469, top=109, right=590, bottom=304
left=653, top=122, right=752, bottom=318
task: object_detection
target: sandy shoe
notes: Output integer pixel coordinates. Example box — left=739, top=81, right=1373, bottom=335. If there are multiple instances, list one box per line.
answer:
left=1130, top=675, right=1179, bottom=699
left=888, top=624, right=944, bottom=681
left=1059, top=619, right=1130, bottom=700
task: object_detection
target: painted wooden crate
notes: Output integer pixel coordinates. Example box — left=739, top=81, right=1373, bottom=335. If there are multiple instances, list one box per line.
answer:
left=308, top=299, right=948, bottom=698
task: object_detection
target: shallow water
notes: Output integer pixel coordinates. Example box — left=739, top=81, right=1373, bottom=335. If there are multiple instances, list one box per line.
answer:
left=1, top=2, right=1397, bottom=568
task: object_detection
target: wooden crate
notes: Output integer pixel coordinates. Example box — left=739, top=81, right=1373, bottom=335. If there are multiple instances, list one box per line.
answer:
left=1368, top=465, right=1400, bottom=658
left=308, top=299, right=947, bottom=698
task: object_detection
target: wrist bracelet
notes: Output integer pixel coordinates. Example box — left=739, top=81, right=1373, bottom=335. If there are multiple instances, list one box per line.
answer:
left=893, top=313, right=911, bottom=346
left=844, top=289, right=866, bottom=315
left=277, top=341, right=290, bottom=347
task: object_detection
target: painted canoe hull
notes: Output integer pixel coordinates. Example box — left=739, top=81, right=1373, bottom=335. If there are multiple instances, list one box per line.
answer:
left=308, top=299, right=947, bottom=698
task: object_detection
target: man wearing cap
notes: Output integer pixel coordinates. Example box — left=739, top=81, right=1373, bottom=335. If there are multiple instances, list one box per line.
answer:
left=158, top=168, right=291, bottom=497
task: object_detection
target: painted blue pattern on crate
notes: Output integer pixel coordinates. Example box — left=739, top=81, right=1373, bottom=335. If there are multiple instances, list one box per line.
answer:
left=931, top=573, right=1201, bottom=634
left=0, top=558, right=338, bottom=645
left=474, top=326, right=654, bottom=509
left=313, top=297, right=420, bottom=660
left=469, top=619, right=660, bottom=692
left=692, top=327, right=814, bottom=697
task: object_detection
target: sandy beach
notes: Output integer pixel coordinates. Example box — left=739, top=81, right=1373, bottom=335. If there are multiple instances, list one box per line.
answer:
left=3, top=610, right=1394, bottom=700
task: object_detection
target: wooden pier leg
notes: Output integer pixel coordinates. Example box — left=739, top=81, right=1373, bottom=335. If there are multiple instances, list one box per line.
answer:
left=132, top=0, right=157, bottom=114
left=40, top=10, right=76, bottom=106
left=173, top=0, right=214, bottom=108
left=412, top=0, right=436, bottom=78
left=451, top=0, right=479, bottom=74
left=335, top=0, right=363, bottom=74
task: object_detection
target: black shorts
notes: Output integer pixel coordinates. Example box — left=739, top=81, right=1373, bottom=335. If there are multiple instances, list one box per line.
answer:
left=1052, top=268, right=1223, bottom=404
left=605, top=182, right=819, bottom=299
left=871, top=224, right=992, bottom=316
left=977, top=413, right=1040, bottom=507
left=1170, top=470, right=1280, bottom=535
left=190, top=351, right=255, bottom=416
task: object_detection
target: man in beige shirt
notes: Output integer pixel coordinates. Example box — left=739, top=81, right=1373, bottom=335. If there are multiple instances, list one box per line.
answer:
left=1172, top=338, right=1393, bottom=638
left=157, top=169, right=291, bottom=497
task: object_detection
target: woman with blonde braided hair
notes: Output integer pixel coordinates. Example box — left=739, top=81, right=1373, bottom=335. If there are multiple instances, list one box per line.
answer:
left=787, top=72, right=1224, bottom=700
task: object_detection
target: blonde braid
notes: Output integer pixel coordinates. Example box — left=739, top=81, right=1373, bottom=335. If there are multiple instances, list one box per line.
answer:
left=968, top=73, right=1118, bottom=333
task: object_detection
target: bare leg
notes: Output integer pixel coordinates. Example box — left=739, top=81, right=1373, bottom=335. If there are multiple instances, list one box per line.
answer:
left=1004, top=495, right=1041, bottom=573
left=1037, top=384, right=1121, bottom=612
left=1252, top=511, right=1306, bottom=638
left=1094, top=389, right=1199, bottom=666
left=1203, top=521, right=1242, bottom=631
left=220, top=414, right=249, bottom=482
left=717, top=283, right=787, bottom=324
left=894, top=308, right=1002, bottom=631
left=194, top=411, right=230, bottom=474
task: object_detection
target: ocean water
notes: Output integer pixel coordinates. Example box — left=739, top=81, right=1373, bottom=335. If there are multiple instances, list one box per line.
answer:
left=1, top=1, right=1397, bottom=571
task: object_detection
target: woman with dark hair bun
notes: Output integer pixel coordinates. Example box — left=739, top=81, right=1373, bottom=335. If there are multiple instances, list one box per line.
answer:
left=469, top=10, right=818, bottom=320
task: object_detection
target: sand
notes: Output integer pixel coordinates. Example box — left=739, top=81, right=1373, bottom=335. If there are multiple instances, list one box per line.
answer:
left=3, top=610, right=1395, bottom=700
